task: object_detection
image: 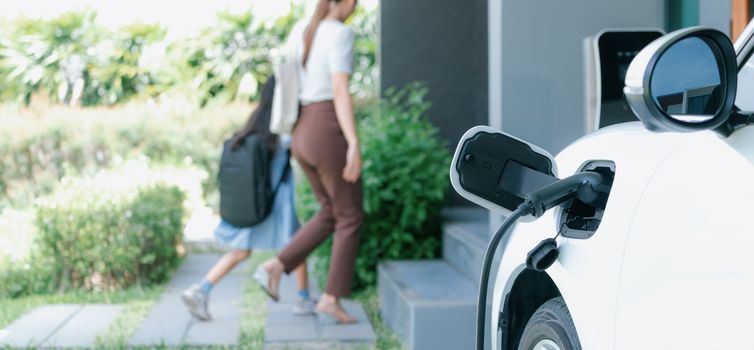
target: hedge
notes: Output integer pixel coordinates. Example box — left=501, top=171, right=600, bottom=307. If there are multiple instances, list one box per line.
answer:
left=0, top=163, right=206, bottom=298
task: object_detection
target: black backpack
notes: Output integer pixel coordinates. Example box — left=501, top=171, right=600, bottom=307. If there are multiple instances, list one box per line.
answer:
left=218, top=133, right=289, bottom=228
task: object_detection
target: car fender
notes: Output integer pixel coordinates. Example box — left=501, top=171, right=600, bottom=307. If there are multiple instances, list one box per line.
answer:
left=490, top=212, right=604, bottom=350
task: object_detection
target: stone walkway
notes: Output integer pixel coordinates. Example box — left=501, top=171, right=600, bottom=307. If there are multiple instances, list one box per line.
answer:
left=129, top=253, right=247, bottom=347
left=264, top=274, right=376, bottom=350
left=0, top=250, right=377, bottom=349
left=0, top=304, right=123, bottom=348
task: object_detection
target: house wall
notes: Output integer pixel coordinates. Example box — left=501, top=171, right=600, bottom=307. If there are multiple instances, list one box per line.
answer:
left=379, top=0, right=488, bottom=150
left=486, top=1, right=665, bottom=231
left=380, top=0, right=488, bottom=206
left=489, top=1, right=665, bottom=154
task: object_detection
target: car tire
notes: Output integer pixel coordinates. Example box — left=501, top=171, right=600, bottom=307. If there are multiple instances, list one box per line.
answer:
left=517, top=297, right=582, bottom=350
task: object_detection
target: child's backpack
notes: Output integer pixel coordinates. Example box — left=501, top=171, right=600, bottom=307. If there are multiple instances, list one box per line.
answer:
left=218, top=134, right=289, bottom=228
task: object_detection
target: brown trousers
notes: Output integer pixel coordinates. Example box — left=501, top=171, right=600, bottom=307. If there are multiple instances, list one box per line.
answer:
left=277, top=101, right=364, bottom=297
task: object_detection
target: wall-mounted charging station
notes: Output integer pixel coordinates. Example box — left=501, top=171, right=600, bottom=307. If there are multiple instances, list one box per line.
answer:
left=584, top=29, right=665, bottom=132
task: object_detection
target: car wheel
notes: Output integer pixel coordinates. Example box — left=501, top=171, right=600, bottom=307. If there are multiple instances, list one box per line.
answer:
left=517, top=297, right=582, bottom=350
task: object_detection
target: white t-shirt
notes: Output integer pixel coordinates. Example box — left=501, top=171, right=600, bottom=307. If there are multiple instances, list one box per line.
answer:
left=291, top=19, right=355, bottom=105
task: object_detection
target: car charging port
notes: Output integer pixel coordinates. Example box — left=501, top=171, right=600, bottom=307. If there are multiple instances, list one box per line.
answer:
left=558, top=160, right=616, bottom=239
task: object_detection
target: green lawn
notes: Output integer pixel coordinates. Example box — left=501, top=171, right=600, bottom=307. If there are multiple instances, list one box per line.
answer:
left=239, top=251, right=272, bottom=348
left=94, top=287, right=165, bottom=348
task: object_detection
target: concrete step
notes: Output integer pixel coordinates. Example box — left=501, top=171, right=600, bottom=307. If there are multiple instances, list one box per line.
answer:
left=442, top=207, right=490, bottom=286
left=378, top=260, right=477, bottom=350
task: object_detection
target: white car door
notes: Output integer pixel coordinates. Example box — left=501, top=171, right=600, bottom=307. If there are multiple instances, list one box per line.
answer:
left=614, top=22, right=754, bottom=349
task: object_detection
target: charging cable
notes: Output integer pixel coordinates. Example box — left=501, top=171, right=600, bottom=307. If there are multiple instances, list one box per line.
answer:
left=475, top=171, right=606, bottom=350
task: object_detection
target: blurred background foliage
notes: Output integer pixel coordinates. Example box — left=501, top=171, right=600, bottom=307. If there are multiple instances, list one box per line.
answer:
left=0, top=3, right=445, bottom=300
left=0, top=101, right=247, bottom=298
left=173, top=7, right=303, bottom=106
left=0, top=4, right=377, bottom=107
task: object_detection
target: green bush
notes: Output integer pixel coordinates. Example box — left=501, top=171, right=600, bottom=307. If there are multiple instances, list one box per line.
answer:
left=0, top=254, right=56, bottom=299
left=171, top=7, right=303, bottom=106
left=86, top=23, right=166, bottom=105
left=297, top=83, right=451, bottom=291
left=0, top=11, right=165, bottom=107
left=32, top=165, right=188, bottom=293
left=0, top=12, right=100, bottom=106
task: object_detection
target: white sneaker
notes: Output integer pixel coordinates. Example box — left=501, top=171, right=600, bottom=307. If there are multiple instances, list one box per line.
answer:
left=292, top=298, right=316, bottom=315
left=181, top=284, right=212, bottom=321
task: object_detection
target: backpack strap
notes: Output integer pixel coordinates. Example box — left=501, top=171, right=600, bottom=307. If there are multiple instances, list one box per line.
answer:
left=271, top=150, right=292, bottom=196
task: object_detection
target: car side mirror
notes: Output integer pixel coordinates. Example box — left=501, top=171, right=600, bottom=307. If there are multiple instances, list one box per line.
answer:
left=450, top=126, right=557, bottom=219
left=624, top=27, right=737, bottom=134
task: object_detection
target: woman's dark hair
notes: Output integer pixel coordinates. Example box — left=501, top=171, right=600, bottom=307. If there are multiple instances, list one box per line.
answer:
left=229, top=76, right=278, bottom=151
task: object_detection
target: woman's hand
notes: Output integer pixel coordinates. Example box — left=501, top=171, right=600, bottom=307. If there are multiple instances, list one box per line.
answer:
left=343, top=142, right=362, bottom=183
left=331, top=72, right=361, bottom=183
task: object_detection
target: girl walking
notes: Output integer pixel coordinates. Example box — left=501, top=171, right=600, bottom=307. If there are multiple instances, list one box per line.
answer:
left=181, top=78, right=314, bottom=321
left=256, top=0, right=363, bottom=324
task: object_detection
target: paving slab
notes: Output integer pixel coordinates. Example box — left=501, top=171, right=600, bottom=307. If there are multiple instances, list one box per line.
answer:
left=127, top=281, right=193, bottom=346
left=129, top=253, right=247, bottom=347
left=265, top=303, right=319, bottom=342
left=264, top=342, right=374, bottom=350
left=43, top=304, right=124, bottom=348
left=0, top=304, right=83, bottom=348
left=264, top=273, right=375, bottom=348
left=276, top=268, right=321, bottom=303
left=183, top=274, right=245, bottom=346
left=318, top=301, right=375, bottom=342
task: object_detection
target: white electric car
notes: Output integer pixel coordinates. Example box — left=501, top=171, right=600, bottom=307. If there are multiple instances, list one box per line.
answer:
left=451, top=21, right=754, bottom=350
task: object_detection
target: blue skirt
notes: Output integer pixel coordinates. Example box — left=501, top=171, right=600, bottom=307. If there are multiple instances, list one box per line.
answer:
left=214, top=137, right=300, bottom=250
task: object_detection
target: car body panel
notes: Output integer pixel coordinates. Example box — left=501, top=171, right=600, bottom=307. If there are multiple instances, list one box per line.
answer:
left=615, top=127, right=754, bottom=349
left=492, top=123, right=690, bottom=349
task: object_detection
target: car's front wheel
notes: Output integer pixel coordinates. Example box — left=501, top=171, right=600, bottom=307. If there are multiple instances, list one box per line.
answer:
left=517, top=297, right=581, bottom=350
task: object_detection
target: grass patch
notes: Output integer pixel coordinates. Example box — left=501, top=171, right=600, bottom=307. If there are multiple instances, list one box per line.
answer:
left=353, top=287, right=404, bottom=350
left=0, top=285, right=162, bottom=330
left=95, top=287, right=164, bottom=348
left=239, top=250, right=274, bottom=349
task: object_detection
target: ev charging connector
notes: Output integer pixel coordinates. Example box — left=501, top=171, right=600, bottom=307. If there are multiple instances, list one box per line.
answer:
left=475, top=170, right=607, bottom=350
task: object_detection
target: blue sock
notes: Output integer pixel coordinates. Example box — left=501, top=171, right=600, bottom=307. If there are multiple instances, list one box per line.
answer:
left=297, top=288, right=310, bottom=300
left=199, top=279, right=213, bottom=296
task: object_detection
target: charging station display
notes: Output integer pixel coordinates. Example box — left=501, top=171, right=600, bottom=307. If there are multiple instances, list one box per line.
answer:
left=585, top=30, right=664, bottom=130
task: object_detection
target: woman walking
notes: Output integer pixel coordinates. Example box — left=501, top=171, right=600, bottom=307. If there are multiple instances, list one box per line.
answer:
left=181, top=78, right=314, bottom=321
left=256, top=0, right=363, bottom=324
